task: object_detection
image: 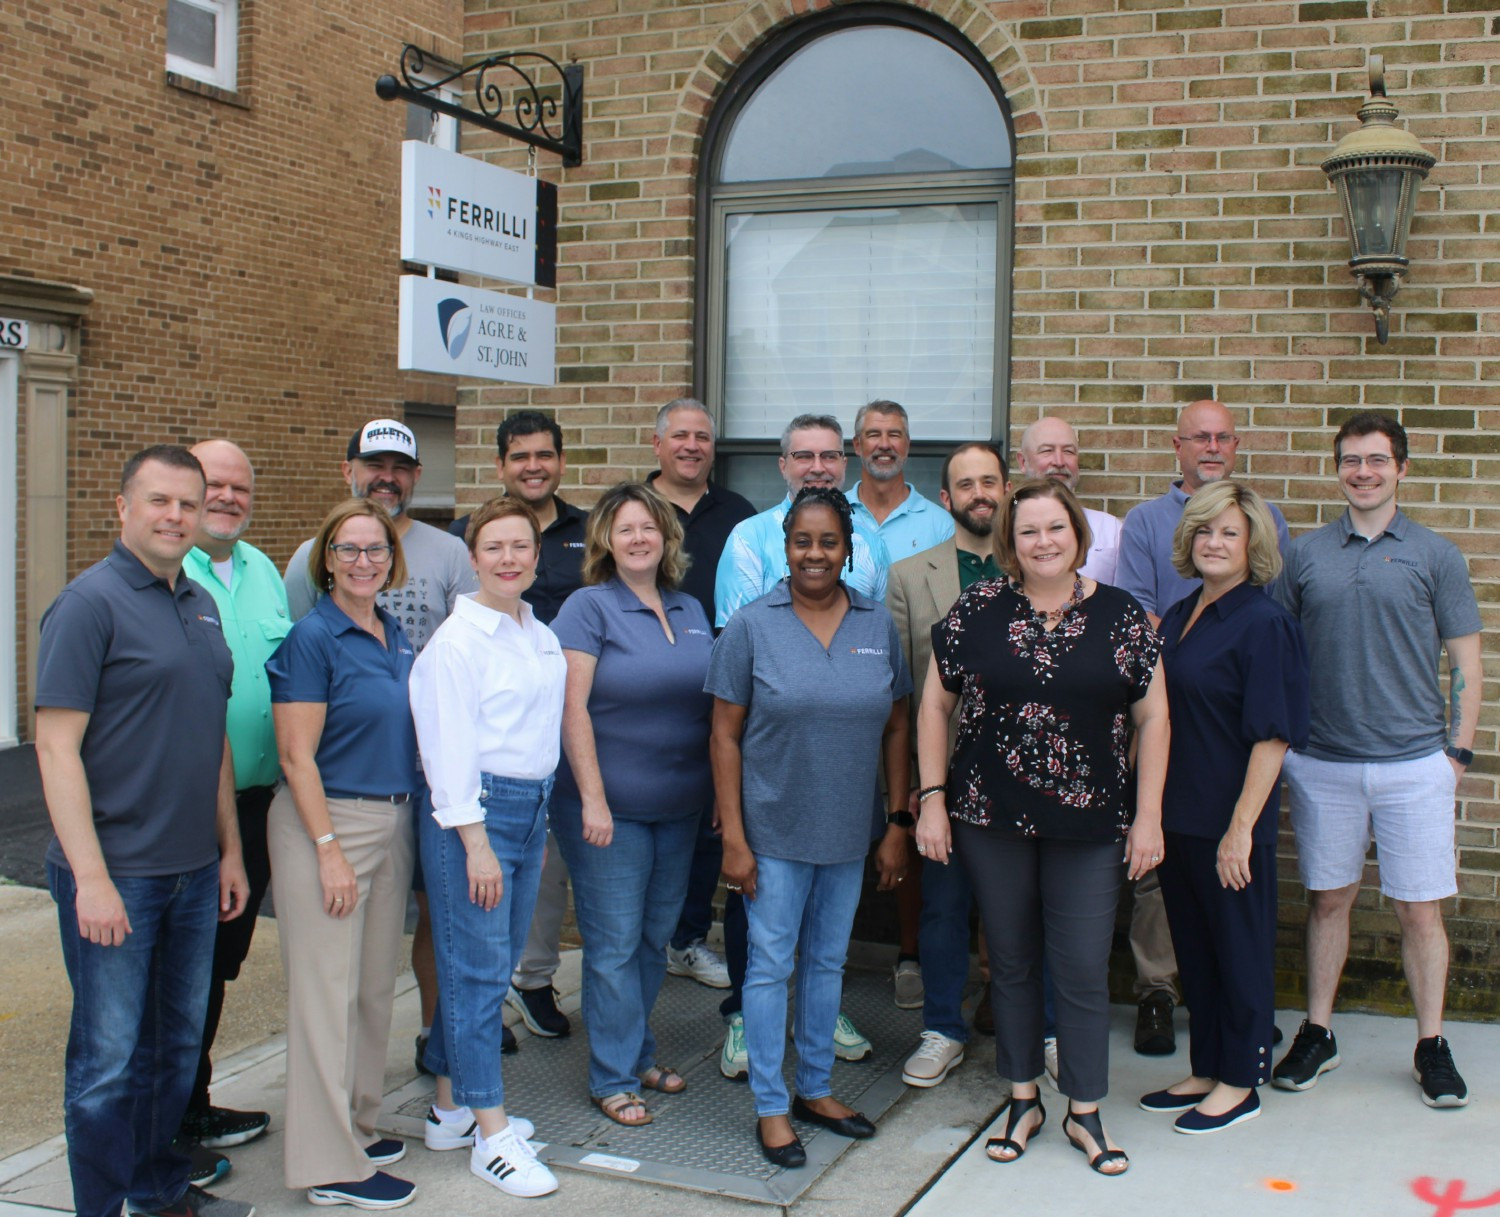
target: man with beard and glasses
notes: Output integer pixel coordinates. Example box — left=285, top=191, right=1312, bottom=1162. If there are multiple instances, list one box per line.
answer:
left=283, top=419, right=477, bottom=1076
left=849, top=400, right=955, bottom=562
left=1015, top=417, right=1122, bottom=584
left=886, top=442, right=1009, bottom=1088
left=1115, top=399, right=1290, bottom=1059
left=172, top=441, right=288, bottom=1179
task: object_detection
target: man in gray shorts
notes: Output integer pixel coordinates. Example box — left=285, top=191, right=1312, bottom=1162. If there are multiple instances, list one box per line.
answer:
left=1271, top=412, right=1481, bottom=1108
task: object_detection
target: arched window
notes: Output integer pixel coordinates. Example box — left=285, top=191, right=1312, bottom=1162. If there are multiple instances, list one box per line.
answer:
left=697, top=8, right=1015, bottom=502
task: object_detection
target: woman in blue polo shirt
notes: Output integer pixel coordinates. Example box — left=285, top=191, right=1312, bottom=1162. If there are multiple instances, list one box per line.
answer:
left=267, top=499, right=420, bottom=1210
left=549, top=482, right=716, bottom=1127
left=705, top=486, right=912, bottom=1169
left=1141, top=481, right=1308, bottom=1134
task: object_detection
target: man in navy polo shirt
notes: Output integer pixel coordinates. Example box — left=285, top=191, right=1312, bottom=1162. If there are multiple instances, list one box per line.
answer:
left=35, top=445, right=251, bottom=1217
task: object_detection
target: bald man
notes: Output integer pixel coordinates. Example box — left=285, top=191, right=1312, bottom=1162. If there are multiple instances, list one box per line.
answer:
left=178, top=440, right=290, bottom=1157
left=1015, top=417, right=1123, bottom=583
left=1114, top=400, right=1291, bottom=1056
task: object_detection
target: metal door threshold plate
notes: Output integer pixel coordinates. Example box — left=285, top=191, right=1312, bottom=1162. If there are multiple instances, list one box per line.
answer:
left=382, top=968, right=922, bottom=1205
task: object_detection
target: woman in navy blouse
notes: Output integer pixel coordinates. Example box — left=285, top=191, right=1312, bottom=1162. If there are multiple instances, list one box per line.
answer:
left=1140, top=481, right=1309, bottom=1134
left=549, top=483, right=716, bottom=1128
left=266, top=500, right=419, bottom=1209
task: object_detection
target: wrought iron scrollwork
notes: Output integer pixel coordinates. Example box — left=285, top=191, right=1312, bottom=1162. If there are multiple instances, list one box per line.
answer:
left=376, top=44, right=583, bottom=166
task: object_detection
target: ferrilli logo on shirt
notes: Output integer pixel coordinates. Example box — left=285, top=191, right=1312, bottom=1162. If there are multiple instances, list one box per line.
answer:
left=850, top=647, right=886, bottom=656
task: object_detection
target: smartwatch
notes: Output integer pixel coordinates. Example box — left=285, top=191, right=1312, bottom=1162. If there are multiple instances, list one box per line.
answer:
left=887, top=810, right=916, bottom=829
left=1446, top=745, right=1474, bottom=766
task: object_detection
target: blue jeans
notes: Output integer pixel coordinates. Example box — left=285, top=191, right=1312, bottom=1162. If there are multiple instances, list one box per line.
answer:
left=420, top=775, right=551, bottom=1107
left=670, top=802, right=721, bottom=949
left=50, top=860, right=218, bottom=1217
left=550, top=797, right=698, bottom=1097
left=742, top=855, right=864, bottom=1117
left=918, top=853, right=973, bottom=1043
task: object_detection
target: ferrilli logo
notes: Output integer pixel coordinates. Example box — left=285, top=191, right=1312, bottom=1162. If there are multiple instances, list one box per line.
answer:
left=426, top=185, right=442, bottom=219
left=436, top=298, right=472, bottom=360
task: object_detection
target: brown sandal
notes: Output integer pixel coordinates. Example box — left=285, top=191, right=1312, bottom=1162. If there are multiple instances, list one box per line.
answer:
left=640, top=1065, right=687, bottom=1094
left=593, top=1092, right=652, bottom=1126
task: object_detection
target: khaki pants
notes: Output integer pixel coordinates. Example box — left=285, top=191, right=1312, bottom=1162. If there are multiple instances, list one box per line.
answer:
left=1130, top=869, right=1180, bottom=1002
left=268, top=788, right=414, bottom=1189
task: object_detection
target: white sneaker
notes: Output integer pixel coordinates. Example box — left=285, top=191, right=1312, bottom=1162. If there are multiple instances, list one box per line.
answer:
left=833, top=1012, right=873, bottom=1062
left=666, top=940, right=731, bottom=988
left=902, top=1030, right=965, bottom=1087
left=1043, top=1037, right=1060, bottom=1092
left=720, top=1012, right=749, bottom=1080
left=893, top=960, right=924, bottom=1010
left=470, top=1126, right=557, bottom=1198
left=424, top=1106, right=534, bottom=1151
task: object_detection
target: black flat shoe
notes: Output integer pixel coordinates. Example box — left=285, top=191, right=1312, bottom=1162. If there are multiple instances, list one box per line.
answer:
left=756, top=1121, right=807, bottom=1168
left=985, top=1093, right=1045, bottom=1162
left=791, top=1096, right=876, bottom=1139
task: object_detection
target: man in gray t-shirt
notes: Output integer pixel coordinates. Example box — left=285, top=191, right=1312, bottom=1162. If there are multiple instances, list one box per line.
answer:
left=1271, top=412, right=1481, bottom=1109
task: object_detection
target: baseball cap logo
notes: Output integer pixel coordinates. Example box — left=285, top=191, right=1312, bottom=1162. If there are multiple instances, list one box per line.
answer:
left=350, top=418, right=419, bottom=462
left=436, top=297, right=472, bottom=360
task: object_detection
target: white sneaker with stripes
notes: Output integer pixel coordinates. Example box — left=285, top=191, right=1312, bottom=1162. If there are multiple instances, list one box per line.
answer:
left=424, top=1106, right=534, bottom=1150
left=469, top=1126, right=557, bottom=1198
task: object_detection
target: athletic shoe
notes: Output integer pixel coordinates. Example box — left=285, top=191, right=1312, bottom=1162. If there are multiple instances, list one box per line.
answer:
left=720, top=1012, right=749, bottom=1080
left=1272, top=1019, right=1340, bottom=1091
left=470, top=1126, right=558, bottom=1198
left=893, top=960, right=924, bottom=1010
left=1174, top=1089, right=1261, bottom=1134
left=902, top=1030, right=964, bottom=1087
left=413, top=1033, right=432, bottom=1077
left=172, top=1138, right=229, bottom=1188
left=180, top=1106, right=270, bottom=1150
left=1414, top=1035, right=1469, bottom=1108
left=667, top=940, right=731, bottom=988
left=363, top=1139, right=406, bottom=1166
left=1043, top=1037, right=1060, bottom=1092
left=833, top=1012, right=872, bottom=1062
left=128, top=1184, right=254, bottom=1217
left=506, top=986, right=571, bottom=1038
left=424, top=1106, right=535, bottom=1150
left=306, top=1172, right=416, bottom=1210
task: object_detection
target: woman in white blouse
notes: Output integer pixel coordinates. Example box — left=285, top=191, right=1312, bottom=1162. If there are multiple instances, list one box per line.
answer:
left=407, top=497, right=566, bottom=1200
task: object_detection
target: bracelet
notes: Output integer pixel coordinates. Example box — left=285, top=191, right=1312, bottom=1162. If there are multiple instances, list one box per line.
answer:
left=918, top=785, right=946, bottom=803
left=314, top=831, right=338, bottom=846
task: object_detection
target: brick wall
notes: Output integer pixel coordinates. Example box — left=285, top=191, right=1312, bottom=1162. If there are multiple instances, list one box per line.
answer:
left=461, top=0, right=1500, bottom=1014
left=1, top=0, right=466, bottom=580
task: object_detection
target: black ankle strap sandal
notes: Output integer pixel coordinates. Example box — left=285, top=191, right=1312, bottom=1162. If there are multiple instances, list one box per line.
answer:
left=985, top=1094, right=1046, bottom=1163
left=1064, top=1108, right=1129, bottom=1176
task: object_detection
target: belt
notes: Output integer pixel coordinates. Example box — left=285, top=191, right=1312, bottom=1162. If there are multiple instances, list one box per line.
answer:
left=324, top=790, right=412, bottom=804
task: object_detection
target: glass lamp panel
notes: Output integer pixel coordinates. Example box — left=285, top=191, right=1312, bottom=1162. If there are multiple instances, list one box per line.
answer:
left=1342, top=166, right=1406, bottom=259
left=719, top=26, right=1010, bottom=182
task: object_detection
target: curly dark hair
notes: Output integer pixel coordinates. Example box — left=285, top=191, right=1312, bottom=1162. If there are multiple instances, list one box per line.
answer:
left=782, top=485, right=856, bottom=574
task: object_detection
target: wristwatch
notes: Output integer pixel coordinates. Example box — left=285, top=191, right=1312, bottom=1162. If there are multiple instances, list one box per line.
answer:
left=1446, top=745, right=1474, bottom=766
left=886, top=810, right=916, bottom=829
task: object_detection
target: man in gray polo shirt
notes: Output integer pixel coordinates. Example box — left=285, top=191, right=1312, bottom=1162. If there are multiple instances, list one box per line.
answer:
left=35, top=445, right=251, bottom=1217
left=1271, top=412, right=1481, bottom=1109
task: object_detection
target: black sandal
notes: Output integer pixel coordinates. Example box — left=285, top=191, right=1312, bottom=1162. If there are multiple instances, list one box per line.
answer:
left=1063, top=1108, right=1129, bottom=1176
left=985, top=1094, right=1046, bottom=1162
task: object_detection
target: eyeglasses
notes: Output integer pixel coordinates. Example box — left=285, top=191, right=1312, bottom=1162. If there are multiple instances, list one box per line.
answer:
left=1177, top=432, right=1239, bottom=447
left=328, top=543, right=394, bottom=564
left=787, top=450, right=845, bottom=464
left=1337, top=454, right=1394, bottom=470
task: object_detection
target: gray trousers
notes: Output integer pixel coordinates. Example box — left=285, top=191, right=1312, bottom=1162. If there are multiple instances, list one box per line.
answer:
left=955, top=822, right=1123, bottom=1103
left=510, top=830, right=571, bottom=989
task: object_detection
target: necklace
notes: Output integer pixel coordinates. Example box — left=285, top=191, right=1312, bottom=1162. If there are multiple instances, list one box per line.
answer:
left=1015, top=575, right=1084, bottom=626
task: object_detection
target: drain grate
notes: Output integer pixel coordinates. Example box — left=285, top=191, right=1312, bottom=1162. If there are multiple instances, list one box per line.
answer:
left=383, top=967, right=923, bottom=1205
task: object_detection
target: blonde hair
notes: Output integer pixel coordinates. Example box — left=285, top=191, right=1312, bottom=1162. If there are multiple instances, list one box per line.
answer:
left=581, top=482, right=690, bottom=589
left=994, top=479, right=1093, bottom=582
left=1171, top=480, right=1282, bottom=586
left=307, top=499, right=407, bottom=594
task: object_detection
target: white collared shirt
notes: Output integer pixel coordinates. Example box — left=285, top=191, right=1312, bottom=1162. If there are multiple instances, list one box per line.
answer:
left=409, top=593, right=566, bottom=827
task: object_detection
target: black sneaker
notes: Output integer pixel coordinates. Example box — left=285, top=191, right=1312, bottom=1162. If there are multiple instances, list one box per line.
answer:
left=1134, top=993, right=1176, bottom=1056
left=1414, top=1035, right=1469, bottom=1108
left=180, top=1106, right=270, bottom=1150
left=129, top=1184, right=254, bottom=1217
left=413, top=1032, right=432, bottom=1077
left=172, top=1138, right=229, bottom=1188
left=1272, top=1019, right=1340, bottom=1091
left=502, top=1022, right=518, bottom=1055
left=506, top=986, right=570, bottom=1038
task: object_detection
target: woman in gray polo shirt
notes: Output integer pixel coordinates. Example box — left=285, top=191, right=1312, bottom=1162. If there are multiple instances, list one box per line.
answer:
left=706, top=487, right=912, bottom=1168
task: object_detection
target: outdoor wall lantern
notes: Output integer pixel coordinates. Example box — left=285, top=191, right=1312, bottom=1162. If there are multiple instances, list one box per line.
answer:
left=1321, top=54, right=1436, bottom=344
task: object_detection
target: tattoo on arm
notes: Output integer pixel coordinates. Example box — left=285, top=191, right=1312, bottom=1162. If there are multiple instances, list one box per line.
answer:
left=1449, top=666, right=1466, bottom=745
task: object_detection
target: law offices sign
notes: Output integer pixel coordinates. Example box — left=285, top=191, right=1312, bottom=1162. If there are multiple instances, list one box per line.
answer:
left=398, top=275, right=555, bottom=387
left=400, top=141, right=558, bottom=289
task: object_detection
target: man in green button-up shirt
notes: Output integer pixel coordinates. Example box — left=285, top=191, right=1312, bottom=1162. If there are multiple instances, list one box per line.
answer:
left=177, top=440, right=290, bottom=1160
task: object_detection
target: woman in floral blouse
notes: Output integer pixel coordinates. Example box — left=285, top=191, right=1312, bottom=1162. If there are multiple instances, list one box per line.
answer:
left=914, top=479, right=1169, bottom=1178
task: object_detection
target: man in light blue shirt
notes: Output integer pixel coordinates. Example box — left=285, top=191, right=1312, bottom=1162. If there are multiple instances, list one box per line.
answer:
left=848, top=399, right=955, bottom=562
left=714, top=414, right=891, bottom=627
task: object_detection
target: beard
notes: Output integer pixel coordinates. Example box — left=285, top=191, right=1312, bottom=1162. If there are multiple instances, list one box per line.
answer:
left=200, top=510, right=251, bottom=543
left=952, top=499, right=996, bottom=537
left=355, top=482, right=409, bottom=518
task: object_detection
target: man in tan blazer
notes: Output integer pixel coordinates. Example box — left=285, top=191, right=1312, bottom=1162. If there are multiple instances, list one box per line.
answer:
left=887, top=441, right=1009, bottom=1089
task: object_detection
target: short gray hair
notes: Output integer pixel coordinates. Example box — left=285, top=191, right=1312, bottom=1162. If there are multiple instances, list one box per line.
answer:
left=853, top=399, right=909, bottom=435
left=655, top=398, right=715, bottom=440
left=780, top=413, right=843, bottom=456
